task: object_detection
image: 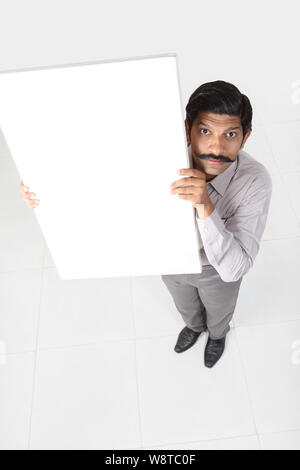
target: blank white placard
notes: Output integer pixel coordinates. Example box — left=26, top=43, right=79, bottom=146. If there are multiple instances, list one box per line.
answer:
left=0, top=54, right=202, bottom=279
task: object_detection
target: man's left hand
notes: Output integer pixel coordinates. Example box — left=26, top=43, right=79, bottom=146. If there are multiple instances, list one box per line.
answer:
left=170, top=168, right=210, bottom=208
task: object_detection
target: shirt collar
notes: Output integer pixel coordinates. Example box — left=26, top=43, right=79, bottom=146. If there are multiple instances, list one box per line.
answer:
left=187, top=144, right=238, bottom=197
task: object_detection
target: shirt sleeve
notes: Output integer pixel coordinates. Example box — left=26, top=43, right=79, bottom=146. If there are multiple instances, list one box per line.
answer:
left=196, top=172, right=273, bottom=282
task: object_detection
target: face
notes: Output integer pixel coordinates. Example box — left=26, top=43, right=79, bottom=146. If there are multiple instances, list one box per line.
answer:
left=185, top=112, right=251, bottom=181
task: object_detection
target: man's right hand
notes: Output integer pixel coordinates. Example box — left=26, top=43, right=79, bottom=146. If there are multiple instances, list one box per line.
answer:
left=20, top=181, right=40, bottom=209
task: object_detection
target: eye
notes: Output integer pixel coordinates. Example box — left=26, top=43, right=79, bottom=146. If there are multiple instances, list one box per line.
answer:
left=226, top=131, right=237, bottom=138
left=200, top=128, right=210, bottom=135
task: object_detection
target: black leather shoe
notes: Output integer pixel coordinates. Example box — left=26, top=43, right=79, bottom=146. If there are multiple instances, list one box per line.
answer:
left=204, top=336, right=226, bottom=368
left=174, top=326, right=203, bottom=353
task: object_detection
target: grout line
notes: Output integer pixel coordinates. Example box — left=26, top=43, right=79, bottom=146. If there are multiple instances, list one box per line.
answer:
left=262, top=235, right=300, bottom=242
left=4, top=317, right=300, bottom=356
left=7, top=336, right=137, bottom=354
left=258, top=426, right=300, bottom=437
left=130, top=276, right=144, bottom=449
left=262, top=126, right=300, bottom=226
left=141, top=425, right=300, bottom=449
left=232, top=330, right=262, bottom=450
left=279, top=169, right=300, bottom=175
left=2, top=350, right=36, bottom=356
left=141, top=432, right=260, bottom=450
left=2, top=329, right=204, bottom=353
left=261, top=119, right=300, bottom=125
left=26, top=239, right=47, bottom=450
left=234, top=317, right=300, bottom=329
left=0, top=266, right=45, bottom=275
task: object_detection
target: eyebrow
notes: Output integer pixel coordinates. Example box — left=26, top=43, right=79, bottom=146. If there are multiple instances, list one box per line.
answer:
left=197, top=120, right=242, bottom=131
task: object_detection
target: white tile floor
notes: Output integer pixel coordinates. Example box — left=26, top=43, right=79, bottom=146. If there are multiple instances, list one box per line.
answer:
left=1, top=123, right=300, bottom=450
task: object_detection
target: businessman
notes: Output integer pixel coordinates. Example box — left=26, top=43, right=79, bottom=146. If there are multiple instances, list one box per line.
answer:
left=20, top=79, right=272, bottom=369
left=162, top=80, right=272, bottom=368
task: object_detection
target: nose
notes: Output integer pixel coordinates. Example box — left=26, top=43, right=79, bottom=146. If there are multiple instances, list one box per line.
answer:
left=208, top=136, right=224, bottom=155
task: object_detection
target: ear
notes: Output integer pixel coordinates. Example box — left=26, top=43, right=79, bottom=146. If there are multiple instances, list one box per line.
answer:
left=240, top=128, right=252, bottom=149
left=184, top=120, right=191, bottom=144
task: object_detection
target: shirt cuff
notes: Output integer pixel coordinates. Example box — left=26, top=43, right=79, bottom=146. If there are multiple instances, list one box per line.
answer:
left=196, top=207, right=226, bottom=241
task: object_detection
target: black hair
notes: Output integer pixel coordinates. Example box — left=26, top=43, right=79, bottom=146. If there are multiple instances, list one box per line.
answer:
left=185, top=80, right=252, bottom=140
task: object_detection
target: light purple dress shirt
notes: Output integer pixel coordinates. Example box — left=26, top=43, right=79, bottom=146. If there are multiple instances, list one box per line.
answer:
left=188, top=144, right=273, bottom=282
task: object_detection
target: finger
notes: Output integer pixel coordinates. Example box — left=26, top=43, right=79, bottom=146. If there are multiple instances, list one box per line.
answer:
left=25, top=192, right=36, bottom=200
left=30, top=197, right=39, bottom=204
left=172, top=186, right=198, bottom=195
left=172, top=178, right=206, bottom=190
left=21, top=187, right=30, bottom=196
left=28, top=199, right=40, bottom=208
left=177, top=168, right=206, bottom=178
left=178, top=194, right=193, bottom=200
left=21, top=182, right=29, bottom=192
left=171, top=177, right=198, bottom=188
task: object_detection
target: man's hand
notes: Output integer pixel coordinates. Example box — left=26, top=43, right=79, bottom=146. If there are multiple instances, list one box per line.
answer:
left=170, top=168, right=210, bottom=208
left=20, top=181, right=40, bottom=209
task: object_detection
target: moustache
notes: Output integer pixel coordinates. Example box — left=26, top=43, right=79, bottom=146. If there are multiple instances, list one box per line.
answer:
left=197, top=154, right=234, bottom=163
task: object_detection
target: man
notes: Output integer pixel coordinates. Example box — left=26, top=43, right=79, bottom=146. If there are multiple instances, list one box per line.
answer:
left=20, top=80, right=272, bottom=368
left=161, top=80, right=272, bottom=368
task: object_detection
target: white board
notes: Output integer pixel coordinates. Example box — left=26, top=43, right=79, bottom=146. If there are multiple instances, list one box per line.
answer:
left=0, top=55, right=202, bottom=279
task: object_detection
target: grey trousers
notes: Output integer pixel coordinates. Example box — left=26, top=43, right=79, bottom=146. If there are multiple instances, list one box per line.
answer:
left=161, top=264, right=243, bottom=340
